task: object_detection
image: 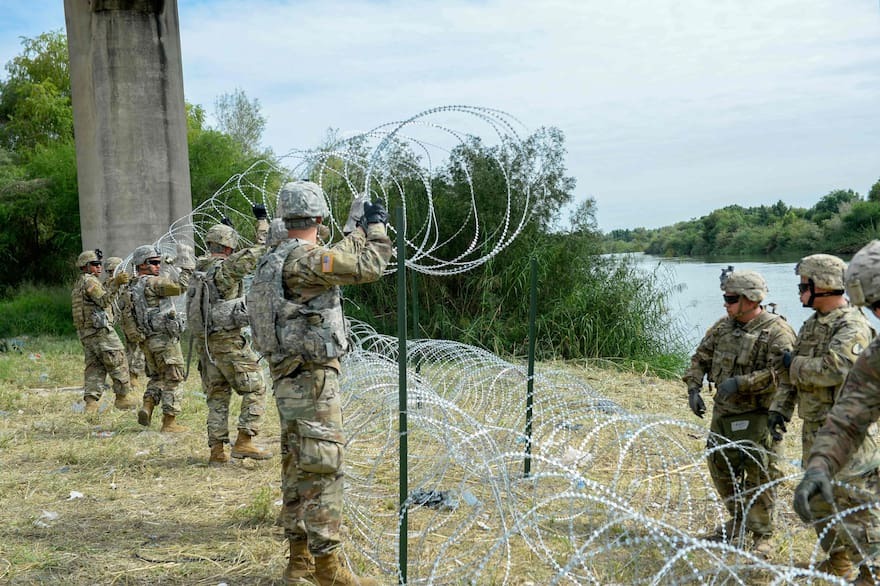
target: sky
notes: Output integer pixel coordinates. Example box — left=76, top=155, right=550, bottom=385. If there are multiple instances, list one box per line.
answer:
left=2, top=0, right=879, bottom=232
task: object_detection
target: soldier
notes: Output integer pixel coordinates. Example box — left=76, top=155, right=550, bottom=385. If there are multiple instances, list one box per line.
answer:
left=794, top=240, right=880, bottom=585
left=71, top=249, right=137, bottom=413
left=769, top=254, right=873, bottom=579
left=128, top=242, right=195, bottom=432
left=188, top=206, right=271, bottom=465
left=102, top=256, right=147, bottom=393
left=684, top=269, right=796, bottom=558
left=247, top=181, right=391, bottom=586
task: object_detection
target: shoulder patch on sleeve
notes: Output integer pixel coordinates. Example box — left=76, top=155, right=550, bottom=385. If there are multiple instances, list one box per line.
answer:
left=321, top=253, right=334, bottom=273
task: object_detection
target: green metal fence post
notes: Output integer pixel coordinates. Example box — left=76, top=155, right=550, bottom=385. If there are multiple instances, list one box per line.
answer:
left=524, top=256, right=537, bottom=477
left=396, top=207, right=409, bottom=584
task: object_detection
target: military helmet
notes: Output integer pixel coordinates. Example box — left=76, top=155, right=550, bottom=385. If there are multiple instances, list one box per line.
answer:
left=277, top=180, right=329, bottom=220
left=795, top=253, right=846, bottom=290
left=845, top=240, right=880, bottom=307
left=722, top=270, right=768, bottom=302
left=132, top=244, right=162, bottom=266
left=205, top=223, right=239, bottom=249
left=76, top=248, right=103, bottom=268
left=104, top=256, right=123, bottom=273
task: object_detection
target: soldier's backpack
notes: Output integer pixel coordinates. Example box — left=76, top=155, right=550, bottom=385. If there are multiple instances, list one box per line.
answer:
left=186, top=263, right=249, bottom=339
left=247, top=239, right=349, bottom=367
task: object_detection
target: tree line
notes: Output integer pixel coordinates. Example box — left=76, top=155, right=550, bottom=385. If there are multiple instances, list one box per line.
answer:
left=0, top=30, right=687, bottom=373
left=604, top=184, right=880, bottom=258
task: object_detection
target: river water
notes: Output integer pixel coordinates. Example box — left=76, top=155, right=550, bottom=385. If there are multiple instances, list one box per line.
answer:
left=631, top=253, right=818, bottom=348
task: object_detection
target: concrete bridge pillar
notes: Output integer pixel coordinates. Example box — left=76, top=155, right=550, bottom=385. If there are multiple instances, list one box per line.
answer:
left=64, top=0, right=192, bottom=258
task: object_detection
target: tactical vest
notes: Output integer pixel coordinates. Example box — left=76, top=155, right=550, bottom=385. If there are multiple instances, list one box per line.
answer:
left=709, top=314, right=778, bottom=383
left=247, top=239, right=349, bottom=368
left=187, top=261, right=249, bottom=337
left=795, top=307, right=874, bottom=421
left=130, top=276, right=186, bottom=339
left=71, top=274, right=111, bottom=337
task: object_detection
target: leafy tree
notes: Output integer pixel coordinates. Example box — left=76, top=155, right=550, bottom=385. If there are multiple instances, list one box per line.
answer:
left=808, top=189, right=861, bottom=222
left=213, top=88, right=267, bottom=156
left=869, top=178, right=880, bottom=204
left=0, top=30, right=71, bottom=149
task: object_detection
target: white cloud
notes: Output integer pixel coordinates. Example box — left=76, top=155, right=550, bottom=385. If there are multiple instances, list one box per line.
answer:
left=3, top=0, right=879, bottom=230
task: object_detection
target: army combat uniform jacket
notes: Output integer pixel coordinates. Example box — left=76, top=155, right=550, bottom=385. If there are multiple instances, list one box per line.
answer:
left=809, top=334, right=880, bottom=479
left=684, top=310, right=796, bottom=418
left=249, top=222, right=391, bottom=554
left=71, top=272, right=131, bottom=401
left=683, top=309, right=796, bottom=537
left=129, top=269, right=192, bottom=415
left=770, top=304, right=873, bottom=471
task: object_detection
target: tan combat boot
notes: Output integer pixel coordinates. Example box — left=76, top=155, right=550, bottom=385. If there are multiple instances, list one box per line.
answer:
left=160, top=413, right=188, bottom=433
left=814, top=550, right=857, bottom=580
left=114, top=392, right=138, bottom=410
left=283, top=539, right=316, bottom=585
left=209, top=443, right=229, bottom=466
left=138, top=397, right=155, bottom=426
left=230, top=433, right=272, bottom=460
left=84, top=396, right=99, bottom=414
left=312, top=550, right=379, bottom=586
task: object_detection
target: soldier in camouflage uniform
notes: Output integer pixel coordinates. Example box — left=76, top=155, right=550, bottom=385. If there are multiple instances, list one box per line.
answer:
left=769, top=254, right=874, bottom=579
left=247, top=181, right=391, bottom=586
left=102, top=256, right=147, bottom=393
left=72, top=249, right=138, bottom=413
left=188, top=206, right=271, bottom=465
left=795, top=240, right=880, bottom=585
left=684, top=269, right=796, bottom=558
left=128, top=243, right=195, bottom=433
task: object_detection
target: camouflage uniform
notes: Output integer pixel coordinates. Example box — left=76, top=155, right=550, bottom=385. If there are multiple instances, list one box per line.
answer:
left=804, top=337, right=880, bottom=564
left=251, top=222, right=391, bottom=554
left=772, top=304, right=874, bottom=557
left=192, top=219, right=268, bottom=448
left=129, top=268, right=192, bottom=417
left=101, top=259, right=147, bottom=387
left=684, top=310, right=796, bottom=537
left=796, top=244, right=880, bottom=572
left=71, top=271, right=133, bottom=403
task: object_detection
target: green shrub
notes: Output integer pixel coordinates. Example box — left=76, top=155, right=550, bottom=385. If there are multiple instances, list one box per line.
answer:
left=0, top=283, right=75, bottom=337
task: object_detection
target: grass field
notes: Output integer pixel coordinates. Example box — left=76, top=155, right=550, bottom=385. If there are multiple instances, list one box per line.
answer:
left=0, top=336, right=845, bottom=585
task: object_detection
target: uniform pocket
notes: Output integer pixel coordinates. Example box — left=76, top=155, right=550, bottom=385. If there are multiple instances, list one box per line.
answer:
left=296, top=419, right=345, bottom=474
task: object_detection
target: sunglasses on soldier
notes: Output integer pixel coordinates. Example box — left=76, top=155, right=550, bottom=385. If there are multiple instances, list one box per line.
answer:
left=88, top=261, right=102, bottom=267
left=723, top=294, right=741, bottom=304
left=797, top=283, right=811, bottom=294
left=147, top=259, right=162, bottom=266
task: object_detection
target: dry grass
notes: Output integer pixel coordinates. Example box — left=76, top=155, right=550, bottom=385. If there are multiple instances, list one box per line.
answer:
left=0, top=339, right=834, bottom=585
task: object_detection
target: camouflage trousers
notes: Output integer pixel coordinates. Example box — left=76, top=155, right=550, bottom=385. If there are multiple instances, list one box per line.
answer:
left=197, top=332, right=266, bottom=446
left=79, top=328, right=132, bottom=401
left=141, top=333, right=185, bottom=416
left=805, top=469, right=880, bottom=561
left=708, top=415, right=782, bottom=536
left=125, top=337, right=146, bottom=379
left=800, top=418, right=880, bottom=558
left=275, top=365, right=345, bottom=555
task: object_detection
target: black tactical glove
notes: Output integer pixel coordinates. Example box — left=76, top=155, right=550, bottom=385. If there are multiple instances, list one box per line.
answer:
left=782, top=350, right=793, bottom=369
left=358, top=200, right=389, bottom=229
left=220, top=217, right=233, bottom=227
left=252, top=203, right=268, bottom=220
left=767, top=410, right=788, bottom=442
left=716, top=376, right=741, bottom=400
left=688, top=387, right=706, bottom=419
left=793, top=467, right=834, bottom=523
